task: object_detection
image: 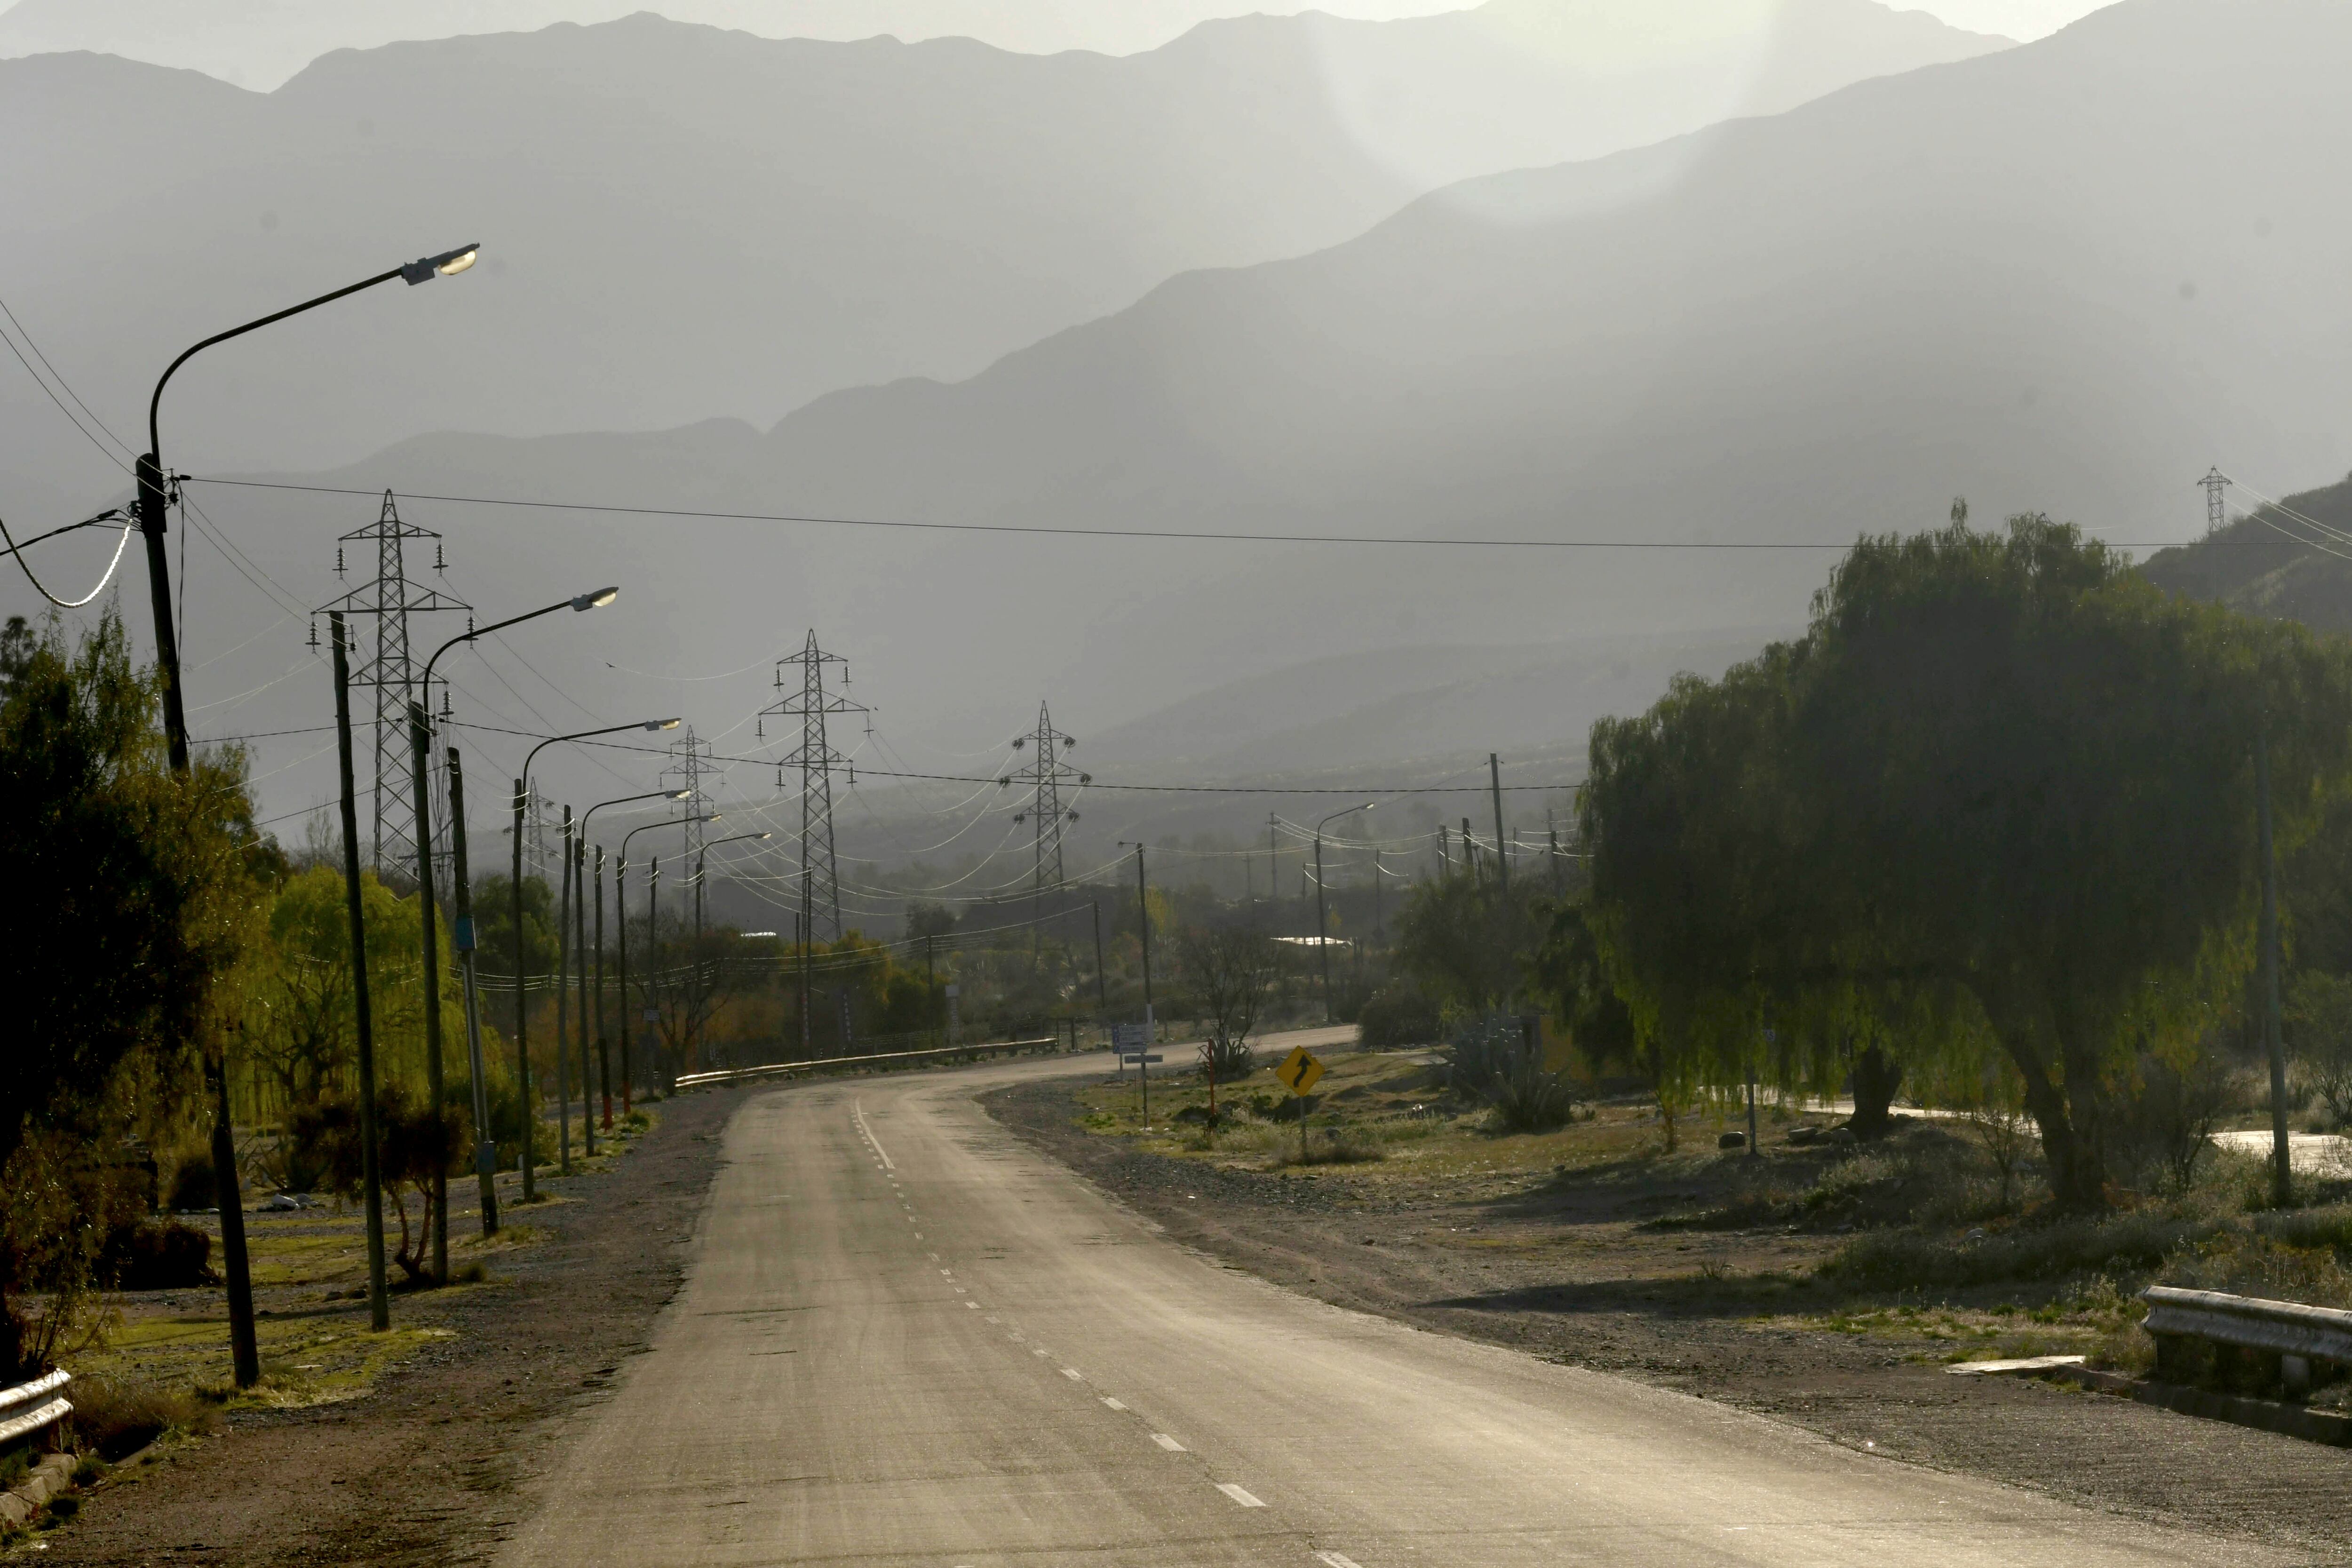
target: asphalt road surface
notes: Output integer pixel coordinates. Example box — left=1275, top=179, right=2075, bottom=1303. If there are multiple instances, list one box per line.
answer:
left=500, top=1030, right=2285, bottom=1568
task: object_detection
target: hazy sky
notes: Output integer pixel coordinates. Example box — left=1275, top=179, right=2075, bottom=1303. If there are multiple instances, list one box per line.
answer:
left=1900, top=0, right=2111, bottom=40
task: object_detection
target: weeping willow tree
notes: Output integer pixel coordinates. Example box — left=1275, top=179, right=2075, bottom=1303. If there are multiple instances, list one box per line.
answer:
left=1579, top=516, right=2352, bottom=1209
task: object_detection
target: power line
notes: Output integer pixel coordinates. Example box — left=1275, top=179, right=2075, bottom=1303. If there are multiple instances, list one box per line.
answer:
left=179, top=475, right=2232, bottom=553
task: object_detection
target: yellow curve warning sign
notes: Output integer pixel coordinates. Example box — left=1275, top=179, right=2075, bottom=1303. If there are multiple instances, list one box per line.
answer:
left=1276, top=1045, right=1325, bottom=1097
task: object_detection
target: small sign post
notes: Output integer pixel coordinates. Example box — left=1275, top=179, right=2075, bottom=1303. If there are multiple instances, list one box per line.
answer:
left=1276, top=1045, right=1325, bottom=1160
left=1113, top=1023, right=1162, bottom=1122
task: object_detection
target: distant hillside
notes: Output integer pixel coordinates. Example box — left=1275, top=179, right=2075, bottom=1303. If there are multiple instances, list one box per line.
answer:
left=0, top=2, right=2001, bottom=503
left=2139, top=473, right=2352, bottom=632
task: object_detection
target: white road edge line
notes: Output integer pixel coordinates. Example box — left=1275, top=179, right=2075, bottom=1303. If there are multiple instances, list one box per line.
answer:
left=853, top=1100, right=895, bottom=1170
left=1315, top=1554, right=1365, bottom=1568
left=1216, top=1483, right=1266, bottom=1508
left=1152, top=1433, right=1186, bottom=1451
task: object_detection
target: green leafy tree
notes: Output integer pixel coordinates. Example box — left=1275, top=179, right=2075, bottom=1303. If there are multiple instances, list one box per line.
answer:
left=1582, top=517, right=2352, bottom=1209
left=1392, top=871, right=1541, bottom=1016
left=0, top=613, right=264, bottom=1373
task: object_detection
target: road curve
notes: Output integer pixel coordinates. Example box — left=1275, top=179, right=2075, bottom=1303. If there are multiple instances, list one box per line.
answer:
left=500, top=1034, right=2279, bottom=1568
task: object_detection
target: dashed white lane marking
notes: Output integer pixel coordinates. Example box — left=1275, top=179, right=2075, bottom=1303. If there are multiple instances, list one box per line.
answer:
left=914, top=1232, right=924, bottom=1240
left=1315, top=1554, right=1365, bottom=1568
left=1032, top=1348, right=1049, bottom=1357
left=927, top=1253, right=939, bottom=1262
left=1100, top=1397, right=1127, bottom=1411
left=1060, top=1368, right=1084, bottom=1381
left=953, top=1285, right=967, bottom=1294
left=1151, top=1433, right=1185, bottom=1452
left=940, top=1268, right=953, bottom=1276
left=853, top=1100, right=894, bottom=1169
left=1216, top=1483, right=1265, bottom=1508
left=965, top=1301, right=980, bottom=1310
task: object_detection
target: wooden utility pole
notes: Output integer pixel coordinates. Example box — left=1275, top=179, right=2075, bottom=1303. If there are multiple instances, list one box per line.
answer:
left=329, top=615, right=390, bottom=1330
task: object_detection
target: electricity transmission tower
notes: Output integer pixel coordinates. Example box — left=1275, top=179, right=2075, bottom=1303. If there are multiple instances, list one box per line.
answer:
left=2200, top=467, right=2232, bottom=535
left=761, top=631, right=865, bottom=943
left=660, top=725, right=718, bottom=918
left=1006, top=702, right=1085, bottom=926
left=312, top=490, right=468, bottom=875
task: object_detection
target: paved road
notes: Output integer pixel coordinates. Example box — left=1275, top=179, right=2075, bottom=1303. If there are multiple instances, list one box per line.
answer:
left=501, top=1031, right=2282, bottom=1568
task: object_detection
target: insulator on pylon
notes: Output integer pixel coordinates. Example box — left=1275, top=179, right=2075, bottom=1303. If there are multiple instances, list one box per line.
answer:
left=335, top=547, right=346, bottom=576
left=435, top=542, right=447, bottom=572
left=756, top=718, right=764, bottom=738
left=440, top=690, right=453, bottom=719
left=776, top=764, right=785, bottom=787
left=1011, top=737, right=1025, bottom=749
left=307, top=620, right=318, bottom=649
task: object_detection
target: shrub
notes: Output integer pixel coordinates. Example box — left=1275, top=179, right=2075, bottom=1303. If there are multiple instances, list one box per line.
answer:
left=96, top=1220, right=213, bottom=1290
left=164, top=1155, right=216, bottom=1213
left=1486, top=1058, right=1577, bottom=1134
left=65, top=1378, right=218, bottom=1461
left=1198, top=1035, right=1257, bottom=1084
left=1357, top=987, right=1442, bottom=1050
left=1446, top=1012, right=1533, bottom=1096
left=1824, top=1211, right=2215, bottom=1290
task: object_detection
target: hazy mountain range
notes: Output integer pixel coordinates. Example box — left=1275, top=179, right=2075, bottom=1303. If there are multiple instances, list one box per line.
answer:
left=0, top=0, right=2001, bottom=507
left=9, top=0, right=2335, bottom=854
left=0, top=0, right=1485, bottom=88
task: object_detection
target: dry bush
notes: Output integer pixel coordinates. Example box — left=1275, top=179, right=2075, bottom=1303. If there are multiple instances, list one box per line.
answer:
left=65, top=1377, right=221, bottom=1461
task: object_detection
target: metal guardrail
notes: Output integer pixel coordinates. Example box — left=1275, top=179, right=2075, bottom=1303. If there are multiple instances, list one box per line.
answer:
left=0, top=1369, right=72, bottom=1449
left=2143, top=1285, right=2352, bottom=1393
left=677, top=1037, right=1062, bottom=1090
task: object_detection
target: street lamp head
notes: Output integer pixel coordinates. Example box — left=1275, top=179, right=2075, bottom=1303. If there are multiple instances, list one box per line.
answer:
left=755, top=831, right=772, bottom=841
left=666, top=789, right=692, bottom=800
left=399, top=244, right=483, bottom=285
left=570, top=586, right=620, bottom=612
left=645, top=717, right=683, bottom=731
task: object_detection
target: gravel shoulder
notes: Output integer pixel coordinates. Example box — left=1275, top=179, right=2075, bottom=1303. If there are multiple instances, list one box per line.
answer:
left=986, top=1071, right=2352, bottom=1558
left=40, top=1090, right=734, bottom=1566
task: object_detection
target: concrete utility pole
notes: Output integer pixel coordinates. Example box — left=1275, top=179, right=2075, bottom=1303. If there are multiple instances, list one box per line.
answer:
left=2258, top=722, right=2291, bottom=1207
left=1090, top=902, right=1108, bottom=1011
left=1490, top=753, right=1510, bottom=894
left=574, top=837, right=595, bottom=1156
left=1135, top=845, right=1153, bottom=1040
left=595, top=847, right=611, bottom=1129
left=445, top=748, right=499, bottom=1236
left=555, top=809, right=574, bottom=1174
left=1268, top=815, right=1280, bottom=926
left=329, top=615, right=389, bottom=1332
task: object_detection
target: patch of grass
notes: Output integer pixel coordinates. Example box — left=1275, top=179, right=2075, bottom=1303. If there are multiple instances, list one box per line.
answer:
left=1270, top=1131, right=1386, bottom=1168
left=1821, top=1211, right=2215, bottom=1290
left=66, top=1377, right=222, bottom=1460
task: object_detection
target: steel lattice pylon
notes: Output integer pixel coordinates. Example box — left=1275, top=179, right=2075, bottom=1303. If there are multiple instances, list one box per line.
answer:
left=761, top=631, right=866, bottom=943
left=2200, top=467, right=2232, bottom=536
left=313, top=491, right=468, bottom=876
left=660, top=725, right=718, bottom=914
left=1007, top=702, right=1085, bottom=924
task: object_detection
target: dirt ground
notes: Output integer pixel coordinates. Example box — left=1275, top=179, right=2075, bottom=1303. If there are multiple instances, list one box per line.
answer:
left=986, top=1061, right=2352, bottom=1560
left=32, top=1089, right=734, bottom=1566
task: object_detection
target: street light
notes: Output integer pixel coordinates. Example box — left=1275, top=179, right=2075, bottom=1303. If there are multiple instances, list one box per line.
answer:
left=579, top=789, right=693, bottom=1137
left=1314, top=803, right=1375, bottom=1024
left=620, top=813, right=718, bottom=1106
left=135, top=243, right=479, bottom=1385
left=511, top=718, right=680, bottom=1201
left=408, top=588, right=617, bottom=1274
left=137, top=243, right=484, bottom=774
left=685, top=831, right=771, bottom=1074
left=693, top=831, right=773, bottom=941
